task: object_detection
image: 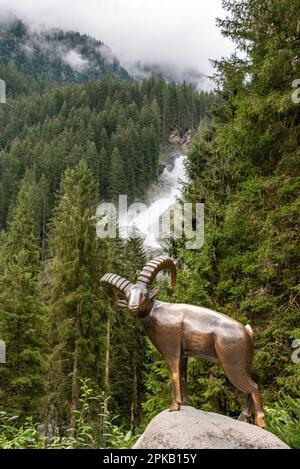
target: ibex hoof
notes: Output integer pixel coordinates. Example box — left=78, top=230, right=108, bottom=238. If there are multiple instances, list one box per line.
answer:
left=238, top=413, right=249, bottom=423
left=169, top=401, right=181, bottom=411
left=256, top=415, right=266, bottom=428
left=181, top=392, right=189, bottom=404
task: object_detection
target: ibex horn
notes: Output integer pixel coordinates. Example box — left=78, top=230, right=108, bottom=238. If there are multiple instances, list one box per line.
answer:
left=137, top=255, right=176, bottom=288
left=100, top=273, right=133, bottom=303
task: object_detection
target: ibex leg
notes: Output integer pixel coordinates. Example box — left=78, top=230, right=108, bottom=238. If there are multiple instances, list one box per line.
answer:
left=180, top=356, right=188, bottom=404
left=238, top=394, right=253, bottom=422
left=166, top=356, right=182, bottom=411
left=223, top=368, right=265, bottom=428
left=215, top=339, right=265, bottom=428
left=251, top=386, right=265, bottom=428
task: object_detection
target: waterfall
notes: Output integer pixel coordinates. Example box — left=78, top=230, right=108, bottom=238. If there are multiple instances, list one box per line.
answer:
left=126, top=152, right=187, bottom=254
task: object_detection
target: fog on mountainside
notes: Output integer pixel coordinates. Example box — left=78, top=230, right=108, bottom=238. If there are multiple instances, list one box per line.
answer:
left=0, top=19, right=129, bottom=85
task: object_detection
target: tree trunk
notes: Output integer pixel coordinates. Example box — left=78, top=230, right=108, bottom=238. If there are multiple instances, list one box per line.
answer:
left=104, top=309, right=111, bottom=398
left=131, top=351, right=138, bottom=429
left=41, top=196, right=46, bottom=261
left=69, top=302, right=80, bottom=434
left=101, top=308, right=111, bottom=446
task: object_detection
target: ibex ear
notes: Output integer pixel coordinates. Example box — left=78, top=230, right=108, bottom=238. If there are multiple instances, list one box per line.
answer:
left=149, top=287, right=159, bottom=300
left=116, top=299, right=128, bottom=308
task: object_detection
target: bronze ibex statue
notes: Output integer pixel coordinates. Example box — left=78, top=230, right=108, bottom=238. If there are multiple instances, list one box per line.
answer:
left=100, top=255, right=265, bottom=428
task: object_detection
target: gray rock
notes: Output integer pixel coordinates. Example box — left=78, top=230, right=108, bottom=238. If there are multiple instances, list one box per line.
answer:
left=133, top=406, right=289, bottom=449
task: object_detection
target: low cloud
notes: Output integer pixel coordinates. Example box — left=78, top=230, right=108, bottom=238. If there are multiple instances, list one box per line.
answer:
left=16, top=29, right=90, bottom=73
left=97, top=44, right=116, bottom=65
left=131, top=62, right=205, bottom=90
left=0, top=0, right=234, bottom=89
left=63, top=49, right=89, bottom=72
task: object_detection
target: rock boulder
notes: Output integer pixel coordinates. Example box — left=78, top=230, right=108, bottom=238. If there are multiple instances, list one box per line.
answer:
left=133, top=406, right=289, bottom=449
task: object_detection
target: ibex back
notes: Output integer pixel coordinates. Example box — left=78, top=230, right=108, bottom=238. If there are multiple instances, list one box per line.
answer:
left=100, top=255, right=265, bottom=428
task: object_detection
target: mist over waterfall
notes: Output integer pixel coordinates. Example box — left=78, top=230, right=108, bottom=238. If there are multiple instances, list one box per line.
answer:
left=126, top=152, right=187, bottom=254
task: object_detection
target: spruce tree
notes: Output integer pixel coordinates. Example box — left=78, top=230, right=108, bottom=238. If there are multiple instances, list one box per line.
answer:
left=46, top=160, right=106, bottom=430
left=0, top=173, right=47, bottom=418
left=108, top=147, right=124, bottom=202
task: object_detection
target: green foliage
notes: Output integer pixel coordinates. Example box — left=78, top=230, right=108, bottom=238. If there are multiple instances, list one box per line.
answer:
left=0, top=379, right=138, bottom=449
left=142, top=340, right=172, bottom=421
left=0, top=173, right=47, bottom=419
left=266, top=395, right=300, bottom=449
left=0, top=65, right=49, bottom=98
left=0, top=414, right=47, bottom=449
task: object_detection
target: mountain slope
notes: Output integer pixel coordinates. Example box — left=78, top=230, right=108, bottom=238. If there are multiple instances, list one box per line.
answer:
left=0, top=19, right=129, bottom=88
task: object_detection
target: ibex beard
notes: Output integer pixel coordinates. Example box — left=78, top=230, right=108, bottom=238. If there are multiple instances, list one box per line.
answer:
left=100, top=255, right=265, bottom=428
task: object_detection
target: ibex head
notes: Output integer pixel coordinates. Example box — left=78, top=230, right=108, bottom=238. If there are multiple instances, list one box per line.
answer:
left=100, top=255, right=176, bottom=317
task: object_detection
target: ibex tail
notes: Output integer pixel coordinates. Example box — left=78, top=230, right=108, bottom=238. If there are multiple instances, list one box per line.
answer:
left=245, top=324, right=254, bottom=342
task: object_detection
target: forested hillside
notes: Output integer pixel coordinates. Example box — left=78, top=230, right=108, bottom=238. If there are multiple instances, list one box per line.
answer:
left=0, top=74, right=209, bottom=231
left=0, top=19, right=129, bottom=87
left=0, top=26, right=213, bottom=443
left=0, top=0, right=298, bottom=449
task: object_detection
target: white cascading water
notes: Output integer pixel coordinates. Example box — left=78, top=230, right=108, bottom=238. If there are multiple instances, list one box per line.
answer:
left=126, top=153, right=187, bottom=254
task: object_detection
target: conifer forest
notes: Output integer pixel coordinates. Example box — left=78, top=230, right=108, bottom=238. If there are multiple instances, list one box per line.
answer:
left=0, top=0, right=299, bottom=450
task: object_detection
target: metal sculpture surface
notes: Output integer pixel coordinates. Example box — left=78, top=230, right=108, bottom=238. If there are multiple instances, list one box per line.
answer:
left=100, top=256, right=265, bottom=428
